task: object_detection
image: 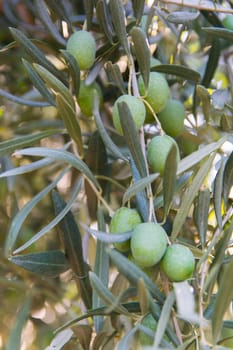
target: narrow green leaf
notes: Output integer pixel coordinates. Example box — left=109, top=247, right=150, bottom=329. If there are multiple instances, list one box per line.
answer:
left=89, top=272, right=129, bottom=315
left=137, top=278, right=150, bottom=315
left=105, top=61, right=126, bottom=94
left=56, top=93, right=83, bottom=157
left=52, top=189, right=92, bottom=309
left=9, top=250, right=69, bottom=277
left=84, top=0, right=94, bottom=31
left=130, top=26, right=150, bottom=90
left=34, top=63, right=74, bottom=109
left=4, top=168, right=69, bottom=256
left=163, top=144, right=178, bottom=219
left=9, top=27, right=65, bottom=82
left=223, top=151, right=233, bottom=209
left=109, top=0, right=130, bottom=56
left=196, top=85, right=211, bottom=123
left=171, top=153, right=215, bottom=241
left=93, top=209, right=109, bottom=332
left=6, top=298, right=31, bottom=350
left=177, top=136, right=228, bottom=175
left=167, top=11, right=200, bottom=24
left=129, top=157, right=150, bottom=222
left=212, top=257, right=233, bottom=344
left=22, top=59, right=56, bottom=106
left=35, top=0, right=66, bottom=45
left=93, top=95, right=127, bottom=161
left=0, top=88, right=50, bottom=107
left=152, top=64, right=200, bottom=83
left=0, top=130, right=60, bottom=157
left=14, top=147, right=100, bottom=189
left=60, top=49, right=80, bottom=96
left=194, top=189, right=211, bottom=247
left=83, top=224, right=133, bottom=243
left=96, top=0, right=114, bottom=44
left=108, top=248, right=165, bottom=303
left=123, top=173, right=158, bottom=205
left=118, top=101, right=147, bottom=178
left=13, top=178, right=82, bottom=254
left=201, top=38, right=220, bottom=88
left=132, top=0, right=145, bottom=23
left=202, top=27, right=233, bottom=41
left=153, top=291, right=176, bottom=347
left=0, top=158, right=54, bottom=178
left=213, top=157, right=227, bottom=228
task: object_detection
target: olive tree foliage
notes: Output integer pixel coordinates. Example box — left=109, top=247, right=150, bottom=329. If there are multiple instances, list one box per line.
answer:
left=0, top=0, right=233, bottom=349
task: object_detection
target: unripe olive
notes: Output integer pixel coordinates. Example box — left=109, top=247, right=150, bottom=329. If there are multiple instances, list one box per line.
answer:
left=131, top=223, right=168, bottom=267
left=112, top=94, right=146, bottom=135
left=109, top=207, right=142, bottom=252
left=158, top=99, right=185, bottom=137
left=66, top=30, right=96, bottom=70
left=77, top=80, right=103, bottom=117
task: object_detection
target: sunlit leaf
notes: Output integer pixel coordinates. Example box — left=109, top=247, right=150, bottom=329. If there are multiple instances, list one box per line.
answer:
left=213, top=157, right=227, bottom=229
left=171, top=153, right=215, bottom=241
left=45, top=329, right=74, bottom=350
left=152, top=64, right=200, bottom=83
left=9, top=250, right=69, bottom=277
left=83, top=224, right=132, bottom=243
left=223, top=151, right=233, bottom=209
left=194, top=189, right=211, bottom=247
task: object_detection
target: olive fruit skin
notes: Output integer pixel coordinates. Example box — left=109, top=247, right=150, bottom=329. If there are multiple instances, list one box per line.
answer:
left=222, top=14, right=233, bottom=30
left=131, top=223, right=168, bottom=267
left=139, top=313, right=157, bottom=346
left=66, top=30, right=96, bottom=70
left=160, top=244, right=195, bottom=282
left=138, top=72, right=170, bottom=114
left=112, top=95, right=146, bottom=135
left=77, top=80, right=103, bottom=117
left=109, top=207, right=142, bottom=252
left=158, top=99, right=185, bottom=137
left=147, top=135, right=180, bottom=176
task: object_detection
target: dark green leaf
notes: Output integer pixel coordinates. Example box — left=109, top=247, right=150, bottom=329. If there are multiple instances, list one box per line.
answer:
left=22, top=59, right=56, bottom=106
left=171, top=153, right=215, bottom=241
left=9, top=250, right=69, bottom=277
left=60, top=49, right=80, bottom=96
left=213, top=158, right=227, bottom=229
left=108, top=248, right=165, bottom=303
left=202, top=27, right=233, bottom=41
left=96, top=0, right=114, bottom=44
left=212, top=253, right=233, bottom=344
left=0, top=130, right=60, bottom=157
left=105, top=61, right=126, bottom=94
left=223, top=151, right=233, bottom=209
left=84, top=0, right=94, bottom=31
left=35, top=0, right=66, bottom=45
left=118, top=101, right=147, bottom=178
left=56, top=93, right=83, bottom=157
left=163, top=144, right=178, bottom=219
left=201, top=38, right=220, bottom=88
left=152, top=64, right=200, bottom=83
left=9, top=27, right=65, bottom=83
left=6, top=298, right=31, bottom=350
left=132, top=0, right=145, bottom=24
left=167, top=11, right=200, bottom=24
left=109, top=0, right=130, bottom=56
left=130, top=26, right=150, bottom=90
left=53, top=189, right=92, bottom=309
left=194, top=189, right=211, bottom=247
left=129, top=158, right=150, bottom=222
